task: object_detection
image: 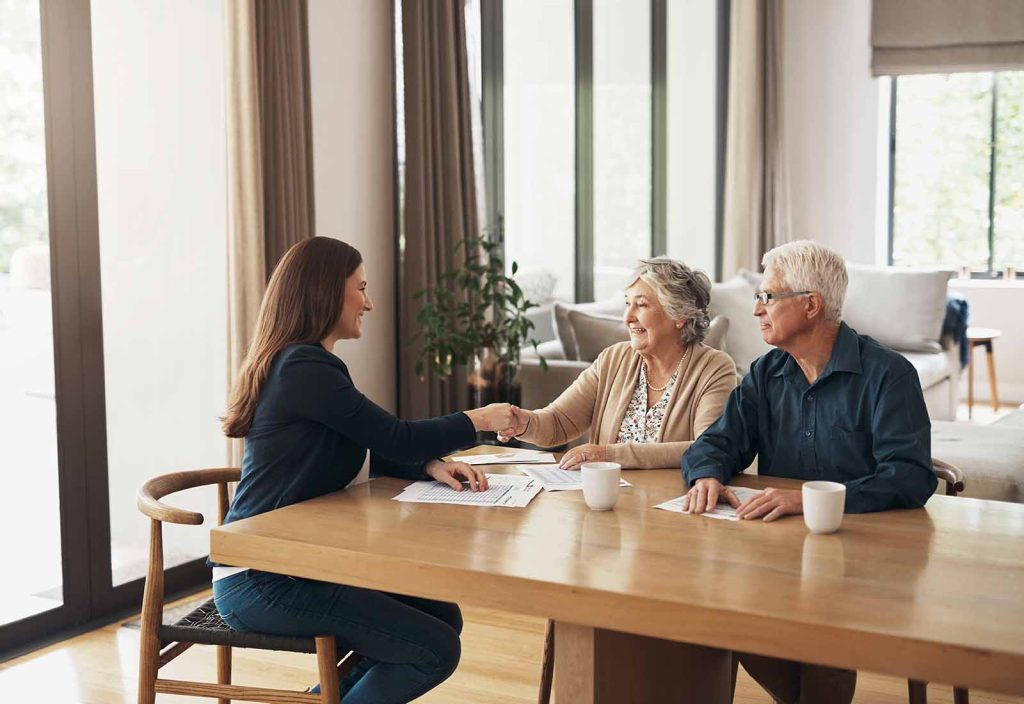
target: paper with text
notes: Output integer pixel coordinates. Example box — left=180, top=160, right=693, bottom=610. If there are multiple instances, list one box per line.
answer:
left=520, top=464, right=632, bottom=491
left=449, top=449, right=558, bottom=465
left=394, top=473, right=541, bottom=508
left=654, top=486, right=763, bottom=521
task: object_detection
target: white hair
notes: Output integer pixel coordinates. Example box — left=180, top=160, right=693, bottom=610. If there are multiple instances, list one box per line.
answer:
left=761, top=240, right=848, bottom=324
left=629, top=258, right=712, bottom=344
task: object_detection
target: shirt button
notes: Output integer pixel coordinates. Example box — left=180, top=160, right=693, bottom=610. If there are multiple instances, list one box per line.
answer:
left=807, top=394, right=814, bottom=401
left=805, top=430, right=813, bottom=437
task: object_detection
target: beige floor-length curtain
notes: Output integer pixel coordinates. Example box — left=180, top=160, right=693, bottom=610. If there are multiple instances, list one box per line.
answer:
left=721, top=0, right=790, bottom=278
left=255, top=0, right=316, bottom=277
left=225, top=0, right=266, bottom=466
left=224, top=0, right=316, bottom=464
left=399, top=0, right=480, bottom=419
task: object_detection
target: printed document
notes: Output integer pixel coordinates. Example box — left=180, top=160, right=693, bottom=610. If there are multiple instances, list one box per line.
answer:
left=394, top=473, right=541, bottom=508
left=449, top=449, right=557, bottom=465
left=654, top=486, right=763, bottom=521
left=520, top=464, right=632, bottom=491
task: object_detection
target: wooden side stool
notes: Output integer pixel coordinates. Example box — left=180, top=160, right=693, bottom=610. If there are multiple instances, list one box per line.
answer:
left=966, top=327, right=1001, bottom=419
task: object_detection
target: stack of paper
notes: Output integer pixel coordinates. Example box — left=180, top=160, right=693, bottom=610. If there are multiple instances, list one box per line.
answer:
left=519, top=464, right=632, bottom=492
left=449, top=448, right=557, bottom=465
left=394, top=474, right=541, bottom=508
left=653, top=486, right=763, bottom=521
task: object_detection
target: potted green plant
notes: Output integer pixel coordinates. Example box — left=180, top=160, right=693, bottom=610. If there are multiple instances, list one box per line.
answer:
left=414, top=235, right=547, bottom=410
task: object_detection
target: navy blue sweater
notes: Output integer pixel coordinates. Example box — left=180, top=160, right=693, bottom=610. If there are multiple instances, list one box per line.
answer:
left=222, top=343, right=476, bottom=528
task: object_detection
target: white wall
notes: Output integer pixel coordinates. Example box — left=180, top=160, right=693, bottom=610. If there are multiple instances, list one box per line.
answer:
left=91, top=0, right=226, bottom=575
left=666, top=0, right=718, bottom=275
left=308, top=0, right=396, bottom=412
left=783, top=0, right=880, bottom=265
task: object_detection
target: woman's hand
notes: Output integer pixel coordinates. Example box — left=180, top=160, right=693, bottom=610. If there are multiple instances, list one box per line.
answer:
left=464, top=403, right=518, bottom=433
left=558, top=443, right=609, bottom=470
left=424, top=459, right=489, bottom=491
left=496, top=407, right=531, bottom=442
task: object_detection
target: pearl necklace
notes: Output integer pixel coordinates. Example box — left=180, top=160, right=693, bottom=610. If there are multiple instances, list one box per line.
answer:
left=644, top=347, right=689, bottom=392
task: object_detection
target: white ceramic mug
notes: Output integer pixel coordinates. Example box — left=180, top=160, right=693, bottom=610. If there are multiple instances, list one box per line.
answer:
left=802, top=481, right=846, bottom=534
left=581, top=462, right=621, bottom=511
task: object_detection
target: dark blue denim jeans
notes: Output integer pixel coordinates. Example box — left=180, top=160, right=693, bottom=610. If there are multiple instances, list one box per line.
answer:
left=212, top=570, right=463, bottom=703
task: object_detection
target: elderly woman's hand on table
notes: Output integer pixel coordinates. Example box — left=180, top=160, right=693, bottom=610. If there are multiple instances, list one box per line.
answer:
left=558, top=443, right=611, bottom=469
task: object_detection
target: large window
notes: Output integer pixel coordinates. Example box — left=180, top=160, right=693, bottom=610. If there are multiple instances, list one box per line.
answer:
left=889, top=71, right=1024, bottom=276
left=482, top=0, right=727, bottom=304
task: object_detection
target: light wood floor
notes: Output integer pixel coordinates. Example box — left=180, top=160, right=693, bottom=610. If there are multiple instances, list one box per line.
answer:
left=0, top=592, right=1020, bottom=703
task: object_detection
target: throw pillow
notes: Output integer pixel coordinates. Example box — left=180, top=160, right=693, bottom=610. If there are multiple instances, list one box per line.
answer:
left=709, top=275, right=773, bottom=375
left=704, top=315, right=730, bottom=351
left=567, top=310, right=630, bottom=362
left=552, top=298, right=627, bottom=361
left=843, top=265, right=952, bottom=353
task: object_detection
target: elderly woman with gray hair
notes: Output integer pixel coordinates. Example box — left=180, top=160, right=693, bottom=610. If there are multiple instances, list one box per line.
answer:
left=499, top=257, right=737, bottom=469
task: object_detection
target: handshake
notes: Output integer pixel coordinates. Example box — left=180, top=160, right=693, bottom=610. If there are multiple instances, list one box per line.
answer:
left=464, top=403, right=531, bottom=441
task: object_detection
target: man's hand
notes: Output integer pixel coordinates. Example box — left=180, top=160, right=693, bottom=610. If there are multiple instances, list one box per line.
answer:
left=496, top=406, right=531, bottom=442
left=736, top=487, right=802, bottom=521
left=558, top=443, right=609, bottom=469
left=685, top=477, right=741, bottom=514
left=424, top=459, right=489, bottom=491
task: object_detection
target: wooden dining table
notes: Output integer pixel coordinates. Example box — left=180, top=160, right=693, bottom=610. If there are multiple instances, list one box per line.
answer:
left=209, top=446, right=1024, bottom=702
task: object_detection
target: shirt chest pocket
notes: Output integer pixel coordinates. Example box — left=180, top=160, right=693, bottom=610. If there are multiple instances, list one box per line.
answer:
left=829, top=428, right=874, bottom=480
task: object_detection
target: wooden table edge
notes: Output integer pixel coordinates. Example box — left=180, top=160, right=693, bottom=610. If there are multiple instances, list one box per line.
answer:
left=210, top=530, right=1024, bottom=696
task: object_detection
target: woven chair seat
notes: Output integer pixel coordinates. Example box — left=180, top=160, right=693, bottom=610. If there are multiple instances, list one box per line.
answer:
left=157, top=598, right=318, bottom=654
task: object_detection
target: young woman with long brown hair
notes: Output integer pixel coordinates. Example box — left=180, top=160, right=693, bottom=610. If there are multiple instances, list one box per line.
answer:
left=213, top=237, right=517, bottom=703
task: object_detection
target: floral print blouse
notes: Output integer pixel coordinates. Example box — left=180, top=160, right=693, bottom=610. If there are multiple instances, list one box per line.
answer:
left=616, top=361, right=679, bottom=444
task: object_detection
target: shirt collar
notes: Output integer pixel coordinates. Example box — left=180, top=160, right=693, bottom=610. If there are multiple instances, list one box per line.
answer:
left=772, top=322, right=863, bottom=380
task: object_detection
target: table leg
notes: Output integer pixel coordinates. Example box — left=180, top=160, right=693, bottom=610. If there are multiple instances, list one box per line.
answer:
left=984, top=340, right=999, bottom=412
left=553, top=621, right=732, bottom=703
left=968, top=342, right=975, bottom=419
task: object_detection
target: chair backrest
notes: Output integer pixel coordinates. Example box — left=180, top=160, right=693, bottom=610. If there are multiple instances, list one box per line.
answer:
left=138, top=467, right=241, bottom=526
left=136, top=468, right=241, bottom=628
left=932, top=458, right=965, bottom=497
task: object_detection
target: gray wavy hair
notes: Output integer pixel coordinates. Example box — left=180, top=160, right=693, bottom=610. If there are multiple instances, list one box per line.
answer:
left=629, top=258, right=712, bottom=344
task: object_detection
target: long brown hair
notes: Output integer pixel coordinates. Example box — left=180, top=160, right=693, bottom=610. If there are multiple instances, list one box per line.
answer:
left=222, top=237, right=363, bottom=438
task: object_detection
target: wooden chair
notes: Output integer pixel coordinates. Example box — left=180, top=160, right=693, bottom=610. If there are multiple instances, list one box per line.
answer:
left=136, top=467, right=361, bottom=704
left=908, top=459, right=968, bottom=704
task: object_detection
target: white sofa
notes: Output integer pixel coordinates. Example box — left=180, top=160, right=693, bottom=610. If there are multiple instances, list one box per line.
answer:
left=520, top=266, right=962, bottom=420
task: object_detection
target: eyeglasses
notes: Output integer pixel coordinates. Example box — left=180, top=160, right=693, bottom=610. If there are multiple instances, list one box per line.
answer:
left=753, top=290, right=812, bottom=306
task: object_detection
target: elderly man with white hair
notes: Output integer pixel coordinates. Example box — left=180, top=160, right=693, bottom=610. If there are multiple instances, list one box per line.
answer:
left=681, top=240, right=936, bottom=703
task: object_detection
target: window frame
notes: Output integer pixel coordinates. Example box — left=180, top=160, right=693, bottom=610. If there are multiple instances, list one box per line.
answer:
left=479, top=0, right=731, bottom=303
left=887, top=72, right=1023, bottom=279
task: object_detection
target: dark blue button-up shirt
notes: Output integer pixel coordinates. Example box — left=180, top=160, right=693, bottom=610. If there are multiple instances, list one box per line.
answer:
left=682, top=322, right=936, bottom=513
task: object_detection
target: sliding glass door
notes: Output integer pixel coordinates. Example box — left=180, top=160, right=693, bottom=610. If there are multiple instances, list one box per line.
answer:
left=0, top=0, right=221, bottom=657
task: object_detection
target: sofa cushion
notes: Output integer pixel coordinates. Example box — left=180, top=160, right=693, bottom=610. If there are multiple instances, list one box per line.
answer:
left=568, top=310, right=629, bottom=362
left=709, top=275, right=773, bottom=375
left=568, top=311, right=730, bottom=363
left=704, top=315, right=730, bottom=351
left=553, top=298, right=625, bottom=360
left=520, top=339, right=565, bottom=361
left=901, top=350, right=952, bottom=390
left=932, top=420, right=1024, bottom=503
left=843, top=265, right=952, bottom=353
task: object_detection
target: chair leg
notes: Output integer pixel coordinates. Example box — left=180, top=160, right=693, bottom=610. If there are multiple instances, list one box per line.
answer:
left=316, top=636, right=341, bottom=704
left=137, top=630, right=160, bottom=704
left=908, top=679, right=928, bottom=704
left=538, top=619, right=554, bottom=704
left=954, top=686, right=970, bottom=704
left=217, top=645, right=232, bottom=704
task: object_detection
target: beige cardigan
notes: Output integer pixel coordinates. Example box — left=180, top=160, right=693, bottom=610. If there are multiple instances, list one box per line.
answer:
left=519, top=341, right=737, bottom=469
